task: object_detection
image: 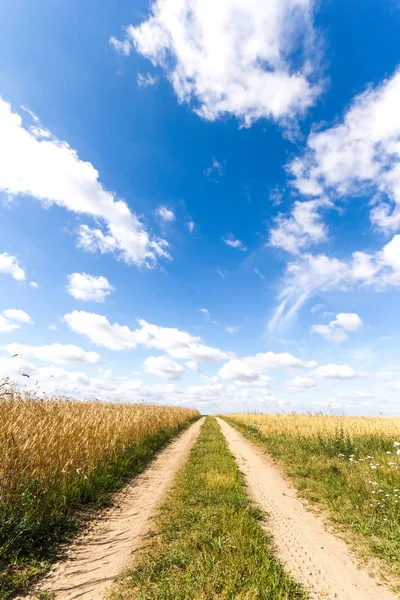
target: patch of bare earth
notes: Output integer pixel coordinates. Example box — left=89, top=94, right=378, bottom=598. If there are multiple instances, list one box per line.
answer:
left=217, top=418, right=398, bottom=600
left=24, top=418, right=204, bottom=600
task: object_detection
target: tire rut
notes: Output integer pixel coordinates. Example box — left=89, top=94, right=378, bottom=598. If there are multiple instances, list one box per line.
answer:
left=217, top=417, right=397, bottom=600
left=25, top=418, right=204, bottom=600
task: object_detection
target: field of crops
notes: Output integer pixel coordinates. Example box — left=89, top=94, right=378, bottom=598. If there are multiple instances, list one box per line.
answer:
left=227, top=413, right=400, bottom=575
left=0, top=378, right=199, bottom=597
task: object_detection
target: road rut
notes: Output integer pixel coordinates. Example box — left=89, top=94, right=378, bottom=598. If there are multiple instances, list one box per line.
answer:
left=217, top=417, right=397, bottom=600
left=28, top=418, right=204, bottom=600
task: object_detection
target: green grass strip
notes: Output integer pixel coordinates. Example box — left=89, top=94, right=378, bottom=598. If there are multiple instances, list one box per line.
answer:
left=0, top=419, right=197, bottom=600
left=112, top=417, right=306, bottom=600
left=224, top=418, right=400, bottom=579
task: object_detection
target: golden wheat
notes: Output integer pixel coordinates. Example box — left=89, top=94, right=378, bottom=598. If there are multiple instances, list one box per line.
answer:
left=0, top=378, right=199, bottom=503
left=228, top=413, right=400, bottom=440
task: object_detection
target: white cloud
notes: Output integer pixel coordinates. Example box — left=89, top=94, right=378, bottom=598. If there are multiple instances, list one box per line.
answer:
left=290, top=67, right=400, bottom=233
left=336, top=391, right=374, bottom=400
left=109, top=36, right=132, bottom=56
left=270, top=199, right=331, bottom=254
left=314, top=364, right=365, bottom=380
left=219, top=351, right=313, bottom=382
left=29, top=281, right=39, bottom=289
left=205, top=158, right=224, bottom=180
left=199, top=308, right=210, bottom=320
left=111, top=0, right=322, bottom=125
left=3, top=309, right=32, bottom=323
left=223, top=236, right=247, bottom=251
left=334, top=312, right=363, bottom=332
left=66, top=273, right=114, bottom=303
left=311, top=323, right=347, bottom=343
left=0, top=316, right=20, bottom=333
left=0, top=356, right=36, bottom=377
left=64, top=310, right=234, bottom=362
left=0, top=252, right=25, bottom=280
left=186, top=220, right=195, bottom=233
left=185, top=360, right=200, bottom=372
left=311, top=312, right=363, bottom=342
left=138, top=319, right=234, bottom=362
left=270, top=235, right=400, bottom=329
left=143, top=355, right=184, bottom=380
left=225, top=325, right=239, bottom=334
left=5, top=343, right=100, bottom=365
left=156, top=206, right=176, bottom=222
left=286, top=376, right=316, bottom=390
left=64, top=311, right=144, bottom=351
left=137, top=72, right=157, bottom=87
left=0, top=309, right=33, bottom=333
left=254, top=268, right=265, bottom=279
left=0, top=97, right=169, bottom=267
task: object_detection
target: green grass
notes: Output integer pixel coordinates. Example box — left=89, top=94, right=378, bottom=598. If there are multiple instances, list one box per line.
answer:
left=111, top=417, right=306, bottom=600
left=225, top=418, right=400, bottom=578
left=0, top=420, right=197, bottom=600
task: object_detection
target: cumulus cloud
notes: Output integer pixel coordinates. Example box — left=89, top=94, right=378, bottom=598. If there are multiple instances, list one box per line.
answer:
left=314, top=364, right=365, bottom=380
left=289, top=67, right=400, bottom=233
left=3, top=309, right=32, bottom=323
left=0, top=309, right=33, bottom=333
left=219, top=351, right=314, bottom=383
left=311, top=312, right=363, bottom=342
left=223, top=236, right=247, bottom=251
left=0, top=252, right=25, bottom=280
left=5, top=343, right=100, bottom=365
left=286, top=376, right=316, bottom=390
left=270, top=199, right=332, bottom=254
left=64, top=310, right=234, bottom=362
left=29, top=281, right=39, bottom=289
left=143, top=355, right=184, bottom=380
left=270, top=235, right=400, bottom=329
left=111, top=0, right=322, bottom=125
left=138, top=319, right=235, bottom=361
left=64, top=311, right=144, bottom=351
left=67, top=273, right=114, bottom=303
left=156, top=206, right=176, bottom=222
left=0, top=97, right=169, bottom=266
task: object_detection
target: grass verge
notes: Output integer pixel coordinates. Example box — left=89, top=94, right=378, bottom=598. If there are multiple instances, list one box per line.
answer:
left=224, top=417, right=400, bottom=580
left=0, top=419, right=198, bottom=600
left=111, top=417, right=306, bottom=600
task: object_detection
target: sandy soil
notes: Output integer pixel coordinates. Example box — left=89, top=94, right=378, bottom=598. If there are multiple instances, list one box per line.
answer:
left=26, top=418, right=204, bottom=600
left=217, top=417, right=398, bottom=600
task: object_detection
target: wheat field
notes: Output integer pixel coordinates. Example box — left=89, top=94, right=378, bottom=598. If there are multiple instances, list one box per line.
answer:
left=229, top=412, right=400, bottom=440
left=0, top=377, right=199, bottom=597
left=0, top=378, right=199, bottom=504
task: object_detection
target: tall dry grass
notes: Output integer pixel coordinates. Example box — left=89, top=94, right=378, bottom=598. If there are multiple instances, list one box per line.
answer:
left=229, top=413, right=400, bottom=440
left=0, top=378, right=199, bottom=598
left=0, top=378, right=198, bottom=504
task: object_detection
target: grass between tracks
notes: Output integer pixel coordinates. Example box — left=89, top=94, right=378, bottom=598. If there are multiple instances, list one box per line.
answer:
left=225, top=414, right=400, bottom=580
left=111, top=416, right=306, bottom=600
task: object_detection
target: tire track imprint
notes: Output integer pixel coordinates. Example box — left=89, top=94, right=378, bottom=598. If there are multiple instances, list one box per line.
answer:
left=217, top=417, right=397, bottom=600
left=25, top=418, right=204, bottom=600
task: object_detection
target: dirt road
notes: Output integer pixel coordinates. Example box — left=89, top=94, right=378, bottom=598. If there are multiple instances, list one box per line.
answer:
left=29, top=418, right=204, bottom=600
left=217, top=417, right=397, bottom=600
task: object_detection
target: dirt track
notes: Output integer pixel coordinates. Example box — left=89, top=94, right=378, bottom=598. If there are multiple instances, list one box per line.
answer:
left=217, top=417, right=397, bottom=600
left=28, top=419, right=204, bottom=600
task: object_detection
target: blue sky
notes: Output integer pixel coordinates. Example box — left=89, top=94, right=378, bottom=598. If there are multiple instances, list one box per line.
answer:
left=1, top=0, right=400, bottom=414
